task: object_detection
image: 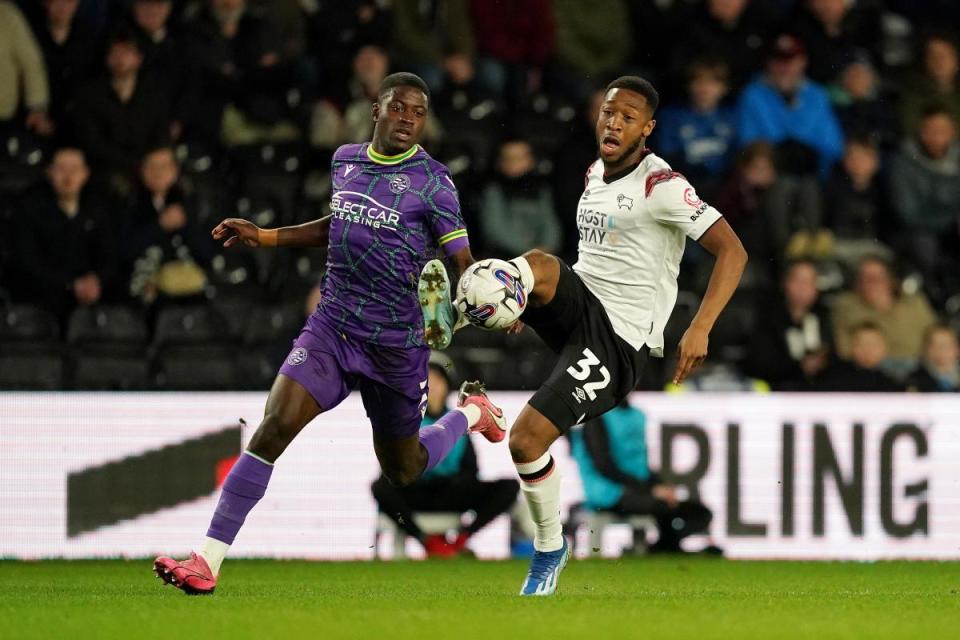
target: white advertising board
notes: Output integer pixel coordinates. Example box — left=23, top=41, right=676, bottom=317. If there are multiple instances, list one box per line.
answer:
left=0, top=392, right=956, bottom=560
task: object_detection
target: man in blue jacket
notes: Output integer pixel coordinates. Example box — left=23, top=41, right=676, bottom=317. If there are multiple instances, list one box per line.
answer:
left=569, top=400, right=715, bottom=553
left=737, top=34, right=844, bottom=180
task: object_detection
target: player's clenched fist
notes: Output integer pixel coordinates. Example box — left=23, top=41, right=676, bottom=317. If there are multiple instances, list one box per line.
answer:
left=212, top=218, right=263, bottom=248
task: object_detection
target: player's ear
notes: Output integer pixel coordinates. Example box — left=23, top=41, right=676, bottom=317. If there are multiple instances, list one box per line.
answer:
left=644, top=118, right=657, bottom=138
left=372, top=101, right=380, bottom=122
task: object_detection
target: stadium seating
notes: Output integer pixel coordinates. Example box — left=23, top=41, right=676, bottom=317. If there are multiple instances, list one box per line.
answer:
left=67, top=305, right=150, bottom=390
left=566, top=504, right=658, bottom=558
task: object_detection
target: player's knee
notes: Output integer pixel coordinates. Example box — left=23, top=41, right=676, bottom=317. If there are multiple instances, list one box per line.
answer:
left=248, top=411, right=297, bottom=460
left=381, top=463, right=421, bottom=488
left=509, top=425, right=548, bottom=463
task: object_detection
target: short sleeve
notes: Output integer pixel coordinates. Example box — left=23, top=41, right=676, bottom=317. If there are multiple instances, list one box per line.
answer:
left=427, top=171, right=470, bottom=256
left=646, top=173, right=723, bottom=241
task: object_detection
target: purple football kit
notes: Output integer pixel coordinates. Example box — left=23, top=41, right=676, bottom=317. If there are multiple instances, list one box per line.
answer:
left=279, top=143, right=469, bottom=439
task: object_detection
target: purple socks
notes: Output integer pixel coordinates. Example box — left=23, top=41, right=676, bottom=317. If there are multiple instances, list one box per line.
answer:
left=419, top=410, right=469, bottom=472
left=206, top=452, right=273, bottom=544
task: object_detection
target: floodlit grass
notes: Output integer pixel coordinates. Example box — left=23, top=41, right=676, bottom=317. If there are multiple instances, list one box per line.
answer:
left=2, top=558, right=958, bottom=639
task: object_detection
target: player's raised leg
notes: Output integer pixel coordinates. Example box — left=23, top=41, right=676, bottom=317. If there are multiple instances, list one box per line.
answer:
left=509, top=405, right=570, bottom=596
left=370, top=379, right=507, bottom=489
left=154, top=373, right=323, bottom=594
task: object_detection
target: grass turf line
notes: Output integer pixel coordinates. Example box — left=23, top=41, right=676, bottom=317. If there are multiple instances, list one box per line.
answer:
left=1, top=558, right=958, bottom=640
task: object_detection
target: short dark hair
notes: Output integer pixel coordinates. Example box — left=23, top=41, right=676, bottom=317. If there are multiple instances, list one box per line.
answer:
left=845, top=132, right=879, bottom=152
left=106, top=28, right=142, bottom=53
left=686, top=57, right=730, bottom=84
left=605, top=76, right=659, bottom=114
left=378, top=72, right=431, bottom=104
left=920, top=102, right=956, bottom=123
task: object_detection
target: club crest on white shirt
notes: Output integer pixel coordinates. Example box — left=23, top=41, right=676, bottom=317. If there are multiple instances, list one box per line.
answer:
left=616, top=194, right=634, bottom=210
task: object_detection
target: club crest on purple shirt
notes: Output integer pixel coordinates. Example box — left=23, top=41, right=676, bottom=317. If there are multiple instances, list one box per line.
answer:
left=286, top=347, right=308, bottom=366
left=388, top=174, right=410, bottom=194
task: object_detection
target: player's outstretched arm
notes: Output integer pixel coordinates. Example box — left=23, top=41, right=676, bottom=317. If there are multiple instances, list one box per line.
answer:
left=674, top=218, right=747, bottom=385
left=212, top=217, right=331, bottom=249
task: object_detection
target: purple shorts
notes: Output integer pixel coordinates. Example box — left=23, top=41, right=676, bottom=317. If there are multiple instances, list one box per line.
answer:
left=278, top=315, right=429, bottom=440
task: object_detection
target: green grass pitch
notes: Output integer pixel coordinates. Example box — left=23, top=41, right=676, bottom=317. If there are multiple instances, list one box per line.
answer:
left=2, top=558, right=958, bottom=639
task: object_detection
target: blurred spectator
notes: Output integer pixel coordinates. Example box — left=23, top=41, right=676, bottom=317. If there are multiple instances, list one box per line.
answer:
left=390, top=0, right=475, bottom=96
left=906, top=324, right=960, bottom=392
left=656, top=58, right=736, bottom=195
left=792, top=0, right=882, bottom=84
left=569, top=400, right=717, bottom=554
left=29, top=0, right=101, bottom=132
left=714, top=141, right=781, bottom=276
left=312, top=45, right=442, bottom=149
left=822, top=135, right=895, bottom=267
left=888, top=106, right=960, bottom=301
left=468, top=0, right=555, bottom=107
left=676, top=0, right=780, bottom=91
left=11, top=148, right=118, bottom=320
left=123, top=147, right=213, bottom=305
left=813, top=322, right=904, bottom=391
left=183, top=0, right=300, bottom=146
left=550, top=0, right=632, bottom=102
left=745, top=259, right=833, bottom=390
left=370, top=355, right=519, bottom=558
left=129, top=0, right=189, bottom=138
left=72, top=30, right=171, bottom=197
left=899, top=30, right=960, bottom=136
left=0, top=1, right=52, bottom=136
left=553, top=88, right=604, bottom=262
left=307, top=0, right=393, bottom=105
left=831, top=256, right=936, bottom=364
left=737, top=34, right=844, bottom=179
left=828, top=50, right=898, bottom=148
left=479, top=138, right=561, bottom=257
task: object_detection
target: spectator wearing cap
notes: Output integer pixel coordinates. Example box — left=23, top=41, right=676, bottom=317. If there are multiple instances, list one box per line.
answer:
left=370, top=354, right=520, bottom=558
left=11, top=148, right=119, bottom=321
left=828, top=50, right=898, bottom=148
left=737, top=33, right=844, bottom=180
left=72, top=31, right=172, bottom=198
left=0, top=1, right=52, bottom=136
left=793, top=0, right=883, bottom=84
left=906, top=324, right=960, bottom=392
left=888, top=105, right=960, bottom=302
left=899, top=30, right=960, bottom=136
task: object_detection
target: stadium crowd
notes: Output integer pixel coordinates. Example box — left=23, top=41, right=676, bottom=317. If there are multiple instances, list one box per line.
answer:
left=0, top=0, right=958, bottom=393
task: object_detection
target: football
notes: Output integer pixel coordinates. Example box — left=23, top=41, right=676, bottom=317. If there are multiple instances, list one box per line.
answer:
left=455, top=259, right=527, bottom=330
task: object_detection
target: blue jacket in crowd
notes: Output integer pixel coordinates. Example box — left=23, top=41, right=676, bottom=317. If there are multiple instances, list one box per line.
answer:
left=656, top=104, right=737, bottom=178
left=737, top=76, right=844, bottom=179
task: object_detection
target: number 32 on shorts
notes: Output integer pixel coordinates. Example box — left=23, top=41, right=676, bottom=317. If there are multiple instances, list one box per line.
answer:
left=566, top=347, right=611, bottom=404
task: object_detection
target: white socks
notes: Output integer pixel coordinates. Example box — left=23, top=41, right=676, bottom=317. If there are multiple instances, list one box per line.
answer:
left=510, top=256, right=536, bottom=297
left=456, top=403, right=482, bottom=427
left=515, top=452, right=563, bottom=552
left=199, top=537, right=230, bottom=576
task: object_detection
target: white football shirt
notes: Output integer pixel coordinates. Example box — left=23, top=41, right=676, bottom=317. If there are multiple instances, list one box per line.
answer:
left=572, top=151, right=722, bottom=356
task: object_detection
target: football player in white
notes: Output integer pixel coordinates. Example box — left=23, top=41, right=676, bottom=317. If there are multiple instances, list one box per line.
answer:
left=474, top=75, right=746, bottom=595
